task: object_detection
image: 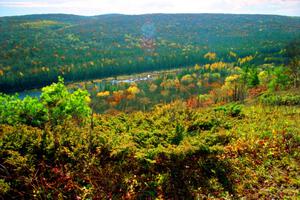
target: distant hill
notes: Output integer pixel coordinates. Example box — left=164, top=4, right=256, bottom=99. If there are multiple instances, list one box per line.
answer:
left=0, top=13, right=300, bottom=92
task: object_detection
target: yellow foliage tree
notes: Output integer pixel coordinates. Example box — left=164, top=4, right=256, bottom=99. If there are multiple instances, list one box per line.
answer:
left=97, top=91, right=110, bottom=97
left=194, top=64, right=201, bottom=70
left=127, top=85, right=140, bottom=95
left=149, top=84, right=158, bottom=92
left=238, top=55, right=253, bottom=65
left=160, top=79, right=175, bottom=89
left=174, top=78, right=181, bottom=89
left=181, top=74, right=193, bottom=83
left=223, top=74, right=242, bottom=101
left=204, top=52, right=217, bottom=60
left=210, top=62, right=227, bottom=71
left=229, top=51, right=237, bottom=58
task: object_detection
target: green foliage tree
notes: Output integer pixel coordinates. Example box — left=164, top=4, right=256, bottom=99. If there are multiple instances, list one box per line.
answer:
left=0, top=94, right=22, bottom=125
left=0, top=77, right=91, bottom=127
left=268, top=67, right=290, bottom=91
left=20, top=97, right=49, bottom=127
left=0, top=94, right=48, bottom=127
left=258, top=70, right=270, bottom=86
left=40, top=76, right=91, bottom=125
left=247, top=69, right=260, bottom=88
left=285, top=39, right=300, bottom=88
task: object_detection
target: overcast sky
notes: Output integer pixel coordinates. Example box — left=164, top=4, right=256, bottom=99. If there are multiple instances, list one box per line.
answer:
left=0, top=0, right=299, bottom=17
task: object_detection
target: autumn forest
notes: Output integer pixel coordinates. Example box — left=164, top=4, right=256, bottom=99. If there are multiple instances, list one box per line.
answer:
left=0, top=13, right=300, bottom=199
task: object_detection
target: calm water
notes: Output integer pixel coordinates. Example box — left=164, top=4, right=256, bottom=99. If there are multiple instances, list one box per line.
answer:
left=16, top=75, right=152, bottom=99
left=18, top=90, right=41, bottom=99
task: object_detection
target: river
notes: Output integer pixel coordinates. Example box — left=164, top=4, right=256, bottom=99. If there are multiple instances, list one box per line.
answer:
left=16, top=74, right=153, bottom=99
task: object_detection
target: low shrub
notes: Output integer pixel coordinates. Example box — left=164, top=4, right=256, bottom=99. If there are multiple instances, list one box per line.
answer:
left=259, top=93, right=300, bottom=106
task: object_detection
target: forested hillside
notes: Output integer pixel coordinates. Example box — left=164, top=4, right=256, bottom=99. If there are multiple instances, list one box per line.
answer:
left=1, top=14, right=300, bottom=92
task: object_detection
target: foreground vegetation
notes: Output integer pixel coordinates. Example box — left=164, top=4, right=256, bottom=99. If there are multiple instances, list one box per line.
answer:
left=0, top=77, right=300, bottom=199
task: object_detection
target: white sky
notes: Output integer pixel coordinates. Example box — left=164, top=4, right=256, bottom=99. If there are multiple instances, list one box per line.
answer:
left=0, top=0, right=299, bottom=17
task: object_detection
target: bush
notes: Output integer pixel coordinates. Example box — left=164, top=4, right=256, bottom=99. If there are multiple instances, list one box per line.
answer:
left=0, top=77, right=91, bottom=127
left=259, top=93, right=300, bottom=106
left=214, top=103, right=243, bottom=117
left=40, top=76, right=91, bottom=125
left=0, top=179, right=10, bottom=194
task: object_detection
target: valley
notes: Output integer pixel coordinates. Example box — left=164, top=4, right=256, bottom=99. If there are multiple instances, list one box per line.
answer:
left=0, top=12, right=300, bottom=199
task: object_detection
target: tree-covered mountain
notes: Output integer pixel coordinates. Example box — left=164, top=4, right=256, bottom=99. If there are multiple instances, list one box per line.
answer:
left=0, top=13, right=300, bottom=92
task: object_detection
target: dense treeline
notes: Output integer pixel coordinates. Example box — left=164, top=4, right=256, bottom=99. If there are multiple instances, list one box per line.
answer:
left=1, top=14, right=300, bottom=92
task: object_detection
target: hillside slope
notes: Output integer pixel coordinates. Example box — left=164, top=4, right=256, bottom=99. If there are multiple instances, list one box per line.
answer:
left=1, top=99, right=299, bottom=199
left=0, top=14, right=300, bottom=92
